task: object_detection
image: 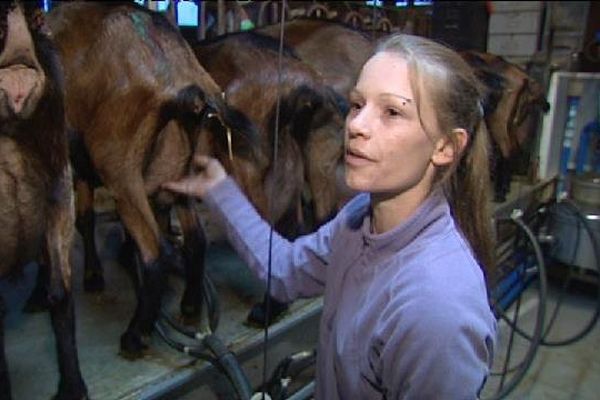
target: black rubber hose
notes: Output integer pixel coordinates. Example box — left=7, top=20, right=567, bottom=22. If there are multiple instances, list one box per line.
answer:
left=553, top=199, right=600, bottom=344
left=202, top=334, right=254, bottom=400
left=154, top=320, right=216, bottom=364
left=267, top=350, right=317, bottom=400
left=204, top=273, right=220, bottom=333
left=155, top=269, right=250, bottom=399
left=159, top=273, right=220, bottom=339
left=159, top=308, right=201, bottom=339
left=540, top=199, right=600, bottom=346
left=485, top=211, right=547, bottom=400
left=504, top=199, right=600, bottom=346
left=154, top=321, right=253, bottom=400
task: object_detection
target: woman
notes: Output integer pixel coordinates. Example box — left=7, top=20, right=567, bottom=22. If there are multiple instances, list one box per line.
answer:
left=164, top=33, right=497, bottom=399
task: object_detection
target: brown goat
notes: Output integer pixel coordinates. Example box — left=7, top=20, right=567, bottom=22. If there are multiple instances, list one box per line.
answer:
left=194, top=31, right=345, bottom=235
left=257, top=18, right=375, bottom=100
left=257, top=19, right=374, bottom=208
left=0, top=2, right=87, bottom=399
left=192, top=31, right=344, bottom=325
left=46, top=2, right=260, bottom=357
left=460, top=51, right=550, bottom=202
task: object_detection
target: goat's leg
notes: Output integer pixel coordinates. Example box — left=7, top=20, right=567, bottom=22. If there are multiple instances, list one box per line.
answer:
left=152, top=201, right=183, bottom=275
left=0, top=297, right=11, bottom=400
left=75, top=178, right=104, bottom=292
left=174, top=199, right=206, bottom=320
left=45, top=171, right=88, bottom=400
left=23, top=260, right=51, bottom=312
left=305, top=127, right=343, bottom=226
left=493, top=153, right=511, bottom=203
left=48, top=284, right=88, bottom=400
left=112, top=182, right=167, bottom=358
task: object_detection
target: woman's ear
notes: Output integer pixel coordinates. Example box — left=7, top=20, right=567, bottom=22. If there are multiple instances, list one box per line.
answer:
left=431, top=128, right=469, bottom=166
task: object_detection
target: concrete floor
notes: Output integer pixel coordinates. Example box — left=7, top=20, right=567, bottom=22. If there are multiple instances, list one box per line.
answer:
left=508, top=312, right=600, bottom=399
left=482, top=271, right=600, bottom=400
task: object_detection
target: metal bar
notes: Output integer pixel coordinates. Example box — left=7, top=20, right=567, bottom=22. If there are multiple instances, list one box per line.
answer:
left=137, top=299, right=323, bottom=400
left=286, top=381, right=316, bottom=400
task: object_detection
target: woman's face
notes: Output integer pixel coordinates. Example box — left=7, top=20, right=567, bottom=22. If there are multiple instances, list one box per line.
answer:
left=344, top=51, right=439, bottom=196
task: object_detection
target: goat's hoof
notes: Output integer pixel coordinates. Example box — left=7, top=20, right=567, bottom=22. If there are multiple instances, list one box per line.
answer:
left=52, top=385, right=88, bottom=400
left=119, top=331, right=148, bottom=359
left=180, top=292, right=202, bottom=320
left=52, top=393, right=88, bottom=400
left=23, top=292, right=50, bottom=313
left=180, top=310, right=202, bottom=326
left=245, top=298, right=289, bottom=328
left=84, top=272, right=105, bottom=292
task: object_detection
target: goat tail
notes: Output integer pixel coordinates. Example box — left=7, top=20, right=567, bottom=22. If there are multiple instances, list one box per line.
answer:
left=161, top=85, right=208, bottom=122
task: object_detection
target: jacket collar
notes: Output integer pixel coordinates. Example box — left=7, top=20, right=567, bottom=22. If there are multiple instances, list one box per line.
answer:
left=360, top=188, right=453, bottom=256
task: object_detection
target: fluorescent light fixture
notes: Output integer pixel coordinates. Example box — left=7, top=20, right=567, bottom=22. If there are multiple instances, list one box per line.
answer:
left=365, top=0, right=383, bottom=7
left=177, top=1, right=199, bottom=27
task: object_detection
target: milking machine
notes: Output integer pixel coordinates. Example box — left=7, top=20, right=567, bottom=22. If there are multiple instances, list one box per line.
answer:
left=541, top=197, right=600, bottom=346
left=152, top=269, right=319, bottom=400
left=481, top=179, right=600, bottom=399
left=154, top=273, right=254, bottom=400
left=483, top=206, right=548, bottom=400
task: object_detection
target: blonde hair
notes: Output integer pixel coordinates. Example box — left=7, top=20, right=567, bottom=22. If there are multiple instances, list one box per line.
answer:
left=376, top=34, right=496, bottom=281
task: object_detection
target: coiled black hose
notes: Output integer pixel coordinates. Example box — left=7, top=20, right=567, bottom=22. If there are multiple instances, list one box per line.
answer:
left=155, top=272, right=253, bottom=400
left=266, top=349, right=317, bottom=400
left=484, top=210, right=548, bottom=400
left=510, top=198, right=600, bottom=346
left=155, top=322, right=253, bottom=400
left=486, top=197, right=600, bottom=399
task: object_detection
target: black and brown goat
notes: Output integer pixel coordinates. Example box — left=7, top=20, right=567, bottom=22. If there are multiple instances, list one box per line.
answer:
left=257, top=18, right=374, bottom=100
left=194, top=31, right=345, bottom=243
left=46, top=2, right=261, bottom=357
left=257, top=18, right=374, bottom=208
left=0, top=2, right=87, bottom=399
left=192, top=31, right=345, bottom=324
left=461, top=51, right=550, bottom=202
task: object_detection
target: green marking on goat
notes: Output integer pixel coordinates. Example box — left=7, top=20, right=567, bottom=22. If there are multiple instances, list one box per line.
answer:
left=128, top=11, right=170, bottom=78
left=130, top=12, right=149, bottom=39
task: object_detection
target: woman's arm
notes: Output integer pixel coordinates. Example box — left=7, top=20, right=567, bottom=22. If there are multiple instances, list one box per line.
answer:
left=162, top=156, right=337, bottom=302
left=203, top=176, right=335, bottom=302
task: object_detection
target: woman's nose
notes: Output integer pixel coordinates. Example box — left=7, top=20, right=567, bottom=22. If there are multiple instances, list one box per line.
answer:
left=346, top=108, right=371, bottom=139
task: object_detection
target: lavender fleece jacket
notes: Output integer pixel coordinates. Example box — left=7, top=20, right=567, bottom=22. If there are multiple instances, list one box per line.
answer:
left=204, top=177, right=497, bottom=400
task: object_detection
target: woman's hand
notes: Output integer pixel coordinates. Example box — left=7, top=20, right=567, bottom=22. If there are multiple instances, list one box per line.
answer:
left=162, top=155, right=227, bottom=198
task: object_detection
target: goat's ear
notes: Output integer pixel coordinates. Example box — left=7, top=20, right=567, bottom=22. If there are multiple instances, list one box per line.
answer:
left=517, top=77, right=530, bottom=106
left=285, top=85, right=324, bottom=144
left=528, top=79, right=550, bottom=113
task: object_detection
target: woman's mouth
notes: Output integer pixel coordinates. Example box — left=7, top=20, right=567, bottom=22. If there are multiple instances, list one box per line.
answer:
left=345, top=147, right=374, bottom=166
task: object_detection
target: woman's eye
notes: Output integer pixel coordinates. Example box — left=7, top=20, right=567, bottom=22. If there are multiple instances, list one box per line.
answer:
left=350, top=102, right=362, bottom=110
left=385, top=108, right=401, bottom=117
